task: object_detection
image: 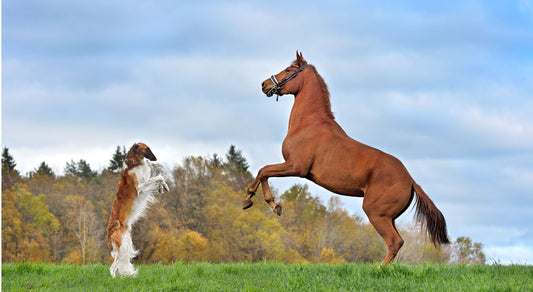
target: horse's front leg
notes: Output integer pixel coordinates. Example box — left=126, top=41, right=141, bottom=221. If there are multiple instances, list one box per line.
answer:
left=243, top=161, right=306, bottom=215
left=260, top=177, right=282, bottom=215
left=243, top=175, right=261, bottom=210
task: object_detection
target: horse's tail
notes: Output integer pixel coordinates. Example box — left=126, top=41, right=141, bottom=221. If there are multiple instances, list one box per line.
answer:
left=413, top=182, right=450, bottom=246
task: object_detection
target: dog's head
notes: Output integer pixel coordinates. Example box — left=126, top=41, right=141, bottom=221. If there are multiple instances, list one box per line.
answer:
left=126, top=142, right=157, bottom=167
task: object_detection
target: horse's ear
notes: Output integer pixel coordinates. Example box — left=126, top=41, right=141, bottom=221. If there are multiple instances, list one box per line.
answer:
left=295, top=50, right=307, bottom=67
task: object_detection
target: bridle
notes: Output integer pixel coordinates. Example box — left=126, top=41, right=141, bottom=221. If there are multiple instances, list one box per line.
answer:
left=267, top=64, right=309, bottom=101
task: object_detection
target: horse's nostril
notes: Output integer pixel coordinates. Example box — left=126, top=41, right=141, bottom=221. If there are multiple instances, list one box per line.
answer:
left=261, top=81, right=265, bottom=87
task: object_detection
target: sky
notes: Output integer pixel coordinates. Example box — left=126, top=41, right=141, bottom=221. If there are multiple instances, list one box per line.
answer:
left=2, top=0, right=533, bottom=264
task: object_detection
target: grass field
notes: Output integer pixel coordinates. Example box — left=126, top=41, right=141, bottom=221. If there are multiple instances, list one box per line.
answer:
left=2, top=262, right=532, bottom=291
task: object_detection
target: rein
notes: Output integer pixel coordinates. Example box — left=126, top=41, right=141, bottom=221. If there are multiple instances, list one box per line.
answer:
left=268, top=64, right=309, bottom=101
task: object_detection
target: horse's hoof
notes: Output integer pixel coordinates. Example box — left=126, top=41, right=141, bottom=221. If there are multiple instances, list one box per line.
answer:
left=243, top=199, right=253, bottom=210
left=273, top=205, right=282, bottom=216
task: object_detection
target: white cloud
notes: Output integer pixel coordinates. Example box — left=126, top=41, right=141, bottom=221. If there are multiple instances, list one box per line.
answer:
left=485, top=245, right=533, bottom=265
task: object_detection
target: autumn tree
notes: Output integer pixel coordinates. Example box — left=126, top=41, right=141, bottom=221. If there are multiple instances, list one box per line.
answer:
left=231, top=208, right=286, bottom=262
left=169, top=156, right=211, bottom=234
left=1, top=185, right=60, bottom=262
left=176, top=231, right=209, bottom=263
left=63, top=195, right=103, bottom=265
left=278, top=184, right=327, bottom=262
left=132, top=197, right=182, bottom=264
left=164, top=149, right=287, bottom=263
left=317, top=197, right=363, bottom=263
left=1, top=187, right=22, bottom=262
left=451, top=236, right=486, bottom=264
left=396, top=225, right=450, bottom=264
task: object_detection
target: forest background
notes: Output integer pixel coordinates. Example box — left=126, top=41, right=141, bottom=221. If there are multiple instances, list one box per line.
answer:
left=2, top=145, right=485, bottom=265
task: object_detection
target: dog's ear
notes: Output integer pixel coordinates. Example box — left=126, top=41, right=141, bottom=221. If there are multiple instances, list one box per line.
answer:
left=131, top=143, right=140, bottom=154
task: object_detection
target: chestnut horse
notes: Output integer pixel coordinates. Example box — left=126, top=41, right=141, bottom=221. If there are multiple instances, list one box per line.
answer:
left=243, top=51, right=449, bottom=265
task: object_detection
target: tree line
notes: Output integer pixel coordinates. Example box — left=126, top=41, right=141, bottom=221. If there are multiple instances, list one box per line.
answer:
left=1, top=146, right=486, bottom=265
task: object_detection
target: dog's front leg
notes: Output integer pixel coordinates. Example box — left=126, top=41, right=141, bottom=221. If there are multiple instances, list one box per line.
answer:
left=137, top=176, right=169, bottom=197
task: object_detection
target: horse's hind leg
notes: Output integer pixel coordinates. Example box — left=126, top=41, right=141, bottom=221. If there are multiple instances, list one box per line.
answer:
left=363, top=181, right=412, bottom=265
left=363, top=192, right=405, bottom=265
left=366, top=213, right=404, bottom=265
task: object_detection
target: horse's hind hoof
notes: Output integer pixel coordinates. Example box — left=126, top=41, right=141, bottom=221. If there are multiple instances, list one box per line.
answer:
left=243, top=199, right=253, bottom=210
left=273, top=205, right=282, bottom=216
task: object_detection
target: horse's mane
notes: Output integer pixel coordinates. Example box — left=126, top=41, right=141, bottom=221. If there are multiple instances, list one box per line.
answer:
left=309, top=65, right=335, bottom=120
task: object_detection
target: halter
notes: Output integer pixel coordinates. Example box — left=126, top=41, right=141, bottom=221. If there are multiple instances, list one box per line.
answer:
left=267, top=64, right=309, bottom=101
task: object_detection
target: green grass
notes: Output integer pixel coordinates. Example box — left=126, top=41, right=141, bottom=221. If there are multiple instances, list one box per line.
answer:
left=2, top=262, right=532, bottom=291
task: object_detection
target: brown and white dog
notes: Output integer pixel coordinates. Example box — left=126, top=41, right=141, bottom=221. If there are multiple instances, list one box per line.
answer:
left=106, top=142, right=169, bottom=277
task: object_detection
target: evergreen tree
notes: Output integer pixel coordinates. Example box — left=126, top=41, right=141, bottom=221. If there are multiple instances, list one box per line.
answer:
left=210, top=153, right=222, bottom=168
left=2, top=147, right=21, bottom=190
left=223, top=145, right=252, bottom=191
left=32, top=162, right=55, bottom=177
left=108, top=146, right=127, bottom=173
left=225, top=145, right=249, bottom=171
left=2, top=147, right=17, bottom=171
left=64, top=159, right=97, bottom=180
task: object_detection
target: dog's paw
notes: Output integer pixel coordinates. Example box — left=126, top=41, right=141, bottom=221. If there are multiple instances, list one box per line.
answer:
left=159, top=181, right=169, bottom=193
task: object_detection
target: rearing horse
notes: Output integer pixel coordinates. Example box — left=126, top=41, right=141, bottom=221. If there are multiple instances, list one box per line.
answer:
left=243, top=51, right=449, bottom=265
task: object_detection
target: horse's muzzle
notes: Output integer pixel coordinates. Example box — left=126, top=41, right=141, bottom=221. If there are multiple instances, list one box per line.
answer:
left=261, top=79, right=275, bottom=97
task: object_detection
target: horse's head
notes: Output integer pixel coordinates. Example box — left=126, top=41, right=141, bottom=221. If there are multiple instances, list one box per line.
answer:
left=262, top=51, right=309, bottom=98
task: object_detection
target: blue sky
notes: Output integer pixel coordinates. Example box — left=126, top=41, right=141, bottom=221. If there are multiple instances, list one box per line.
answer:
left=3, top=0, right=533, bottom=264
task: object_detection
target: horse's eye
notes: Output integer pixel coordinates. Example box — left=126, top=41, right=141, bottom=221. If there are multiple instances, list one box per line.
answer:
left=285, top=69, right=291, bottom=73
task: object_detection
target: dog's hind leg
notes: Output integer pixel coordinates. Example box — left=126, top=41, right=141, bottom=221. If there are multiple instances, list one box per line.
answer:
left=116, top=230, right=138, bottom=277
left=110, top=242, right=120, bottom=278
left=109, top=224, right=138, bottom=277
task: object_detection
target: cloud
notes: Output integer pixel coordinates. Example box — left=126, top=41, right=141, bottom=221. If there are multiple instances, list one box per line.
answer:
left=485, top=245, right=533, bottom=265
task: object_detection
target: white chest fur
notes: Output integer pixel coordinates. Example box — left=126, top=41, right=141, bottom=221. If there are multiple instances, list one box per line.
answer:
left=129, top=159, right=151, bottom=185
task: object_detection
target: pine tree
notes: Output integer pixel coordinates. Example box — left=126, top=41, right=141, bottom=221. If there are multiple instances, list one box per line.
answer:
left=108, top=146, right=126, bottom=173
left=64, top=159, right=97, bottom=180
left=210, top=153, right=222, bottom=168
left=223, top=145, right=252, bottom=191
left=32, top=162, right=55, bottom=177
left=225, top=145, right=249, bottom=171
left=2, top=147, right=21, bottom=190
left=2, top=147, right=17, bottom=171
